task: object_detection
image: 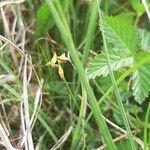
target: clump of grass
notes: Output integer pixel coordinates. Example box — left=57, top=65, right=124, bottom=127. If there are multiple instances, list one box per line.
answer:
left=0, top=0, right=150, bottom=150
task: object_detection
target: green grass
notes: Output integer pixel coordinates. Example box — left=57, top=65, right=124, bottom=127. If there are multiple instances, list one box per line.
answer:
left=0, top=0, right=150, bottom=149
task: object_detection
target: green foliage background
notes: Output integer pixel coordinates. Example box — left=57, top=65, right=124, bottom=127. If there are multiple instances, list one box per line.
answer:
left=1, top=0, right=150, bottom=149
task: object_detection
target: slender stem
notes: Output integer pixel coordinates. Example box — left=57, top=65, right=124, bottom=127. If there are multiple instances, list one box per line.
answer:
left=82, top=0, right=98, bottom=66
left=71, top=86, right=87, bottom=149
left=75, top=0, right=98, bottom=114
left=75, top=0, right=98, bottom=104
left=134, top=15, right=140, bottom=27
left=64, top=78, right=79, bottom=109
left=97, top=0, right=136, bottom=149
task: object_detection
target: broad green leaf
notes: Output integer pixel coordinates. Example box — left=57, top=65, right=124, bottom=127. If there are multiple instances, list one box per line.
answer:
left=140, top=29, right=150, bottom=51
left=102, top=16, right=139, bottom=55
left=115, top=12, right=134, bottom=25
left=132, top=52, right=150, bottom=103
left=87, top=16, right=150, bottom=102
left=35, top=3, right=54, bottom=38
left=87, top=51, right=133, bottom=79
left=87, top=17, right=139, bottom=79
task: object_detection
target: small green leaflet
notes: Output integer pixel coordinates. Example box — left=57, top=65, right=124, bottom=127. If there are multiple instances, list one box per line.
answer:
left=87, top=51, right=133, bottom=79
left=87, top=16, right=150, bottom=103
left=132, top=52, right=150, bottom=103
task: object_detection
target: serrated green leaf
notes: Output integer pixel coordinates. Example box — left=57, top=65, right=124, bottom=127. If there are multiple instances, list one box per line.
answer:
left=132, top=52, right=150, bottom=103
left=87, top=16, right=150, bottom=102
left=140, top=29, right=150, bottom=51
left=87, top=51, right=133, bottom=79
left=102, top=16, right=139, bottom=55
left=87, top=17, right=139, bottom=79
left=35, top=3, right=54, bottom=38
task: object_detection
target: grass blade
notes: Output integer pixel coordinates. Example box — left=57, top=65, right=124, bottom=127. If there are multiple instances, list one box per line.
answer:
left=97, top=0, right=136, bottom=149
left=82, top=0, right=98, bottom=66
left=45, top=0, right=117, bottom=149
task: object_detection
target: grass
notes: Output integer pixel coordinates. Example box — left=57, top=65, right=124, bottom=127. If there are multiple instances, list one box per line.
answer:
left=0, top=0, right=150, bottom=150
